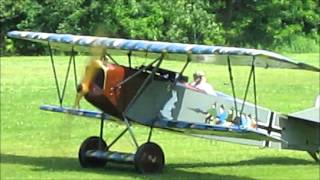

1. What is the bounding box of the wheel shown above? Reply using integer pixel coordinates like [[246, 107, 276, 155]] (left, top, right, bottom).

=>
[[78, 136, 107, 168], [134, 142, 165, 173]]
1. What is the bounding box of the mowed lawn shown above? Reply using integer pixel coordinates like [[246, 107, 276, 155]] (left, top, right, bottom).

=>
[[1, 54, 319, 180]]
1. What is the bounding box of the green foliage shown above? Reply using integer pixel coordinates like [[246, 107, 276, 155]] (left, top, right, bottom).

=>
[[160, 1, 224, 44], [215, 0, 320, 50], [1, 0, 319, 55], [276, 35, 320, 53]]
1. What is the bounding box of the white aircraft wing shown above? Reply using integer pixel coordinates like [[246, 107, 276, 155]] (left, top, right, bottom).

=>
[[7, 30, 320, 72]]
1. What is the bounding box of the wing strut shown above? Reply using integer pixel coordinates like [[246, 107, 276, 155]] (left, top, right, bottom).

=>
[[123, 54, 165, 143], [48, 43, 78, 107], [176, 54, 192, 83], [237, 56, 259, 124], [128, 51, 132, 68], [239, 62, 254, 114], [105, 53, 119, 65], [227, 55, 239, 116], [48, 42, 61, 105], [227, 55, 260, 124], [124, 54, 164, 116], [115, 55, 163, 88], [252, 56, 259, 123], [72, 50, 78, 90], [239, 57, 257, 113]]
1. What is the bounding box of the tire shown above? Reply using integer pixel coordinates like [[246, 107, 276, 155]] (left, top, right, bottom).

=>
[[134, 142, 165, 173], [78, 136, 107, 168]]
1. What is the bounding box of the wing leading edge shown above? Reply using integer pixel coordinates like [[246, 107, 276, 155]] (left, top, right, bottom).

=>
[[7, 30, 320, 72]]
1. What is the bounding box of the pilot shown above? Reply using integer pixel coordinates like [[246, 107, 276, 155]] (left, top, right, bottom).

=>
[[190, 71, 216, 96]]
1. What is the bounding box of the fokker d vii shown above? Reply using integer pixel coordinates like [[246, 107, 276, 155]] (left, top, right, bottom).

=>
[[7, 31, 320, 173]]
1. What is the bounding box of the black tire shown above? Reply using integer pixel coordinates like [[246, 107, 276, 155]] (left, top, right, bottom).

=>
[[78, 136, 107, 168], [134, 142, 165, 173]]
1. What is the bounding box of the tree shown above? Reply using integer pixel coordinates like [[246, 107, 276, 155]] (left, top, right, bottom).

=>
[[1, 0, 319, 55]]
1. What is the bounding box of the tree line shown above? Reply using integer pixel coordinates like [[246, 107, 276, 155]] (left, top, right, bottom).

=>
[[1, 0, 319, 55]]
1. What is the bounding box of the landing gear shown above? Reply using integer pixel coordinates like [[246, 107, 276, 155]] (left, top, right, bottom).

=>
[[78, 136, 107, 168], [78, 112, 165, 173], [134, 142, 165, 173]]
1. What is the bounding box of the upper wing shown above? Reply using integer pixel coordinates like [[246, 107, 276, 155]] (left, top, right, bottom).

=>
[[7, 31, 320, 72]]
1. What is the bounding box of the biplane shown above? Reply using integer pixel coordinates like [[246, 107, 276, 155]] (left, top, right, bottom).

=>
[[7, 31, 320, 173]]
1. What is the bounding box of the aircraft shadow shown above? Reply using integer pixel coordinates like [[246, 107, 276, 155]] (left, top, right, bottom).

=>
[[167, 156, 316, 169], [1, 153, 258, 180]]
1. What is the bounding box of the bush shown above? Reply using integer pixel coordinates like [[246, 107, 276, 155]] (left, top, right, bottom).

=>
[[275, 35, 319, 53]]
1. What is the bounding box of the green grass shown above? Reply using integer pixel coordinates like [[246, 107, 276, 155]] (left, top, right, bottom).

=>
[[1, 54, 319, 180]]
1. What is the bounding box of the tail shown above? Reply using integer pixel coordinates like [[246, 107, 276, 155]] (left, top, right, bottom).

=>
[[281, 106, 320, 162]]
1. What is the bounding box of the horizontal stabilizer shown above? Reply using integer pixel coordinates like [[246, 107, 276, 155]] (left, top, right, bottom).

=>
[[289, 107, 320, 123]]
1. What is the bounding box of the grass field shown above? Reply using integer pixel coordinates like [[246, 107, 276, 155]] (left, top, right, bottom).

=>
[[1, 54, 319, 180]]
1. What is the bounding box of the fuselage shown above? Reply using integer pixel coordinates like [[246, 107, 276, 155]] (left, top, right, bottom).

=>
[[85, 63, 147, 118], [83, 63, 282, 144]]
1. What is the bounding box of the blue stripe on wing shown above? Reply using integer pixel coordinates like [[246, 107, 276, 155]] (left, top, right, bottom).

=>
[[165, 43, 190, 53], [190, 45, 214, 54], [120, 40, 143, 50], [60, 35, 75, 43], [40, 105, 110, 119], [48, 34, 63, 42], [7, 31, 320, 72]]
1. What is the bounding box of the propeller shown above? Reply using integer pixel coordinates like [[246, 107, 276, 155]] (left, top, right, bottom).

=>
[[73, 58, 108, 108], [73, 25, 109, 109]]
